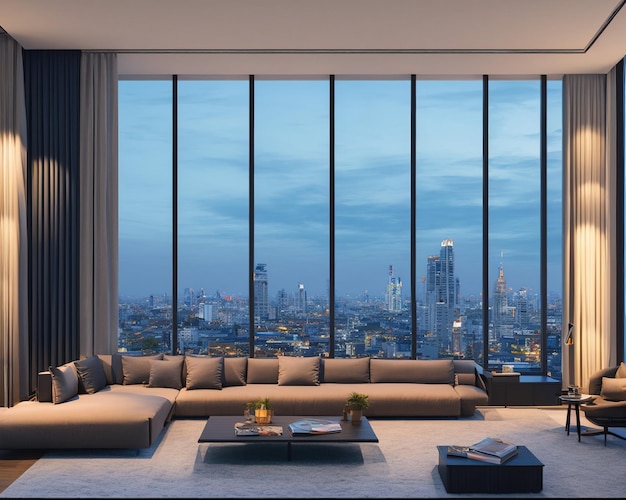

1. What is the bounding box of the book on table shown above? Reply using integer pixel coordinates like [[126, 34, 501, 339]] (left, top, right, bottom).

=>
[[288, 419, 342, 435], [447, 437, 518, 464], [234, 422, 283, 436]]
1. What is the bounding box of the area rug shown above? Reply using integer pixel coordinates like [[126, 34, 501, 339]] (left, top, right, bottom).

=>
[[2, 407, 624, 498]]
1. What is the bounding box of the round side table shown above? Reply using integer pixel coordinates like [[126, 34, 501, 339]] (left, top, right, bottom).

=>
[[559, 394, 595, 441]]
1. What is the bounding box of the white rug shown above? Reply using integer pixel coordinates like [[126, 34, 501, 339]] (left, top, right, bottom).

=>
[[2, 407, 624, 498]]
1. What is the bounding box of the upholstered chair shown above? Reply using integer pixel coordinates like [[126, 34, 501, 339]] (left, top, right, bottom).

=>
[[581, 364, 626, 445]]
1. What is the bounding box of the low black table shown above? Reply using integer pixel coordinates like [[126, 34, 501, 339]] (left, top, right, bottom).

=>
[[437, 445, 544, 493], [198, 415, 379, 460]]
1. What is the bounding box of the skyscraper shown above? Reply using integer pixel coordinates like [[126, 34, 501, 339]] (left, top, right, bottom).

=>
[[425, 239, 458, 351], [253, 263, 269, 323], [386, 265, 402, 312]]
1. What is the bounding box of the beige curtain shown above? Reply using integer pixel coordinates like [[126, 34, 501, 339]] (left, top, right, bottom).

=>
[[0, 34, 29, 405], [79, 52, 119, 356], [563, 71, 618, 392]]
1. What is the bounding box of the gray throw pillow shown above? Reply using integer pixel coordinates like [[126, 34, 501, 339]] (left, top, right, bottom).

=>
[[74, 356, 108, 394], [121, 354, 163, 385], [148, 358, 184, 389], [184, 356, 223, 390], [49, 364, 79, 404], [601, 376, 626, 401], [223, 357, 247, 387], [278, 356, 320, 386]]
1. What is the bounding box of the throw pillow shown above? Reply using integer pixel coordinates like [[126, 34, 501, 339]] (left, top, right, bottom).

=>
[[455, 373, 476, 386], [148, 358, 184, 389], [184, 356, 224, 390], [49, 363, 79, 404], [121, 354, 163, 385], [278, 356, 320, 386], [601, 376, 626, 401], [246, 358, 279, 384], [223, 357, 247, 387], [616, 362, 626, 378], [370, 359, 455, 384], [74, 356, 108, 394], [321, 358, 370, 383]]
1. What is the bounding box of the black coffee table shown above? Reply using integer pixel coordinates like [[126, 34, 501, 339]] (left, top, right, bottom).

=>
[[198, 415, 379, 460]]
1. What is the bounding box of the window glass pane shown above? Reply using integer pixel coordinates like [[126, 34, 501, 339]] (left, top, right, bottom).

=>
[[335, 80, 411, 358], [118, 80, 173, 354], [547, 79, 563, 381], [488, 80, 542, 373], [416, 80, 483, 361], [178, 80, 249, 356], [254, 80, 330, 356]]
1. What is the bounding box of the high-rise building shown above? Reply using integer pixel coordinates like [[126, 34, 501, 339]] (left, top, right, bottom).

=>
[[386, 265, 402, 312], [253, 263, 269, 323], [492, 262, 508, 341], [297, 283, 307, 314], [425, 239, 458, 352]]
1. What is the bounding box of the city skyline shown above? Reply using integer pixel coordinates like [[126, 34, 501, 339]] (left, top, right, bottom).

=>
[[118, 79, 563, 300]]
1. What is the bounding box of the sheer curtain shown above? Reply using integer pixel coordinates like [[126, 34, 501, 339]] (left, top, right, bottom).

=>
[[0, 34, 29, 405], [79, 53, 118, 356], [563, 72, 618, 391]]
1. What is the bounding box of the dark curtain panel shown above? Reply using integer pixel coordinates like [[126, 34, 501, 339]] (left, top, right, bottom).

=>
[[23, 50, 81, 394]]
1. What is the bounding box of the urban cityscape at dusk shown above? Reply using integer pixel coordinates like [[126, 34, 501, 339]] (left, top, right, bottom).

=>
[[119, 239, 563, 381]]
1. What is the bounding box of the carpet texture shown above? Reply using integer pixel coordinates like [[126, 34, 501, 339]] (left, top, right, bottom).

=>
[[2, 407, 624, 498]]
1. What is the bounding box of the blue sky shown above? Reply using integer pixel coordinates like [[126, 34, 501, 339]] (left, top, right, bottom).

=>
[[118, 78, 563, 301]]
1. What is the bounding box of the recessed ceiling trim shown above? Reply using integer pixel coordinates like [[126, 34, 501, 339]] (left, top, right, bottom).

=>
[[584, 0, 626, 51], [90, 48, 589, 55]]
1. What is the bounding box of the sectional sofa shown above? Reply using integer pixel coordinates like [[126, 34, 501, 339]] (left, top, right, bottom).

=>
[[0, 354, 488, 449]]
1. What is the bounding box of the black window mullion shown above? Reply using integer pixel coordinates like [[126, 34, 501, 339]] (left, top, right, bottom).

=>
[[482, 75, 489, 370], [249, 75, 255, 357], [411, 75, 417, 359], [172, 75, 178, 355], [329, 75, 335, 357], [540, 75, 548, 374]]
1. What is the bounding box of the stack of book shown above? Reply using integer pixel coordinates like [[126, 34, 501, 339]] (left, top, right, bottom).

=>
[[447, 437, 518, 464], [288, 419, 342, 435]]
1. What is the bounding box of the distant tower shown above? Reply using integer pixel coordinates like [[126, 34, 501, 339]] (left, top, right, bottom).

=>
[[492, 261, 508, 339], [297, 283, 307, 313], [425, 239, 458, 351], [253, 263, 269, 323], [386, 265, 402, 312]]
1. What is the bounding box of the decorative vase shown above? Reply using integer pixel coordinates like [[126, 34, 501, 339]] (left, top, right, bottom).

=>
[[349, 408, 363, 424], [255, 408, 273, 424]]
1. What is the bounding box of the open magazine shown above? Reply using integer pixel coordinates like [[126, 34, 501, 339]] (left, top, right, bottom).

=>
[[447, 438, 518, 464], [288, 419, 342, 435], [234, 422, 283, 436]]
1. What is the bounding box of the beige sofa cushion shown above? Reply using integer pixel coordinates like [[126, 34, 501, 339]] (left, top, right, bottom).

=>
[[370, 359, 455, 384], [247, 358, 279, 384], [322, 358, 370, 383]]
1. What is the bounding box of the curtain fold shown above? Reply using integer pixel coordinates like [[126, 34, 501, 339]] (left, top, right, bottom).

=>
[[0, 34, 29, 405], [563, 73, 617, 391], [79, 53, 118, 356], [23, 50, 81, 395]]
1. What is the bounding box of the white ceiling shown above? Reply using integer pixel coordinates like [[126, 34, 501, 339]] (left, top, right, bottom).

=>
[[2, 0, 626, 77]]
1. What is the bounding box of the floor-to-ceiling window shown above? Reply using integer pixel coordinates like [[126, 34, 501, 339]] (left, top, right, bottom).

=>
[[117, 75, 563, 379], [335, 79, 411, 358], [178, 80, 250, 357], [118, 80, 173, 354], [416, 80, 483, 362], [253, 80, 330, 357]]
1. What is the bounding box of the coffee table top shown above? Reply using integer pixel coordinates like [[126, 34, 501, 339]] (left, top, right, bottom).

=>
[[198, 415, 379, 444]]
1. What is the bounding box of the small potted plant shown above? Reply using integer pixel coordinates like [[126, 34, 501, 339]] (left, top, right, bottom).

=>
[[253, 397, 273, 424], [346, 392, 369, 424]]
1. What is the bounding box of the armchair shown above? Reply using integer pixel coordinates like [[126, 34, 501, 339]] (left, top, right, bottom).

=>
[[580, 365, 626, 445]]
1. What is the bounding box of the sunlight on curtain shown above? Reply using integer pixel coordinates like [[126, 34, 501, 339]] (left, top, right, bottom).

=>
[[563, 73, 617, 391], [0, 34, 29, 405]]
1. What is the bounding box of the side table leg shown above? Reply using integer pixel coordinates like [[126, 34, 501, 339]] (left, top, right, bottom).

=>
[[575, 403, 582, 442], [565, 403, 571, 435]]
